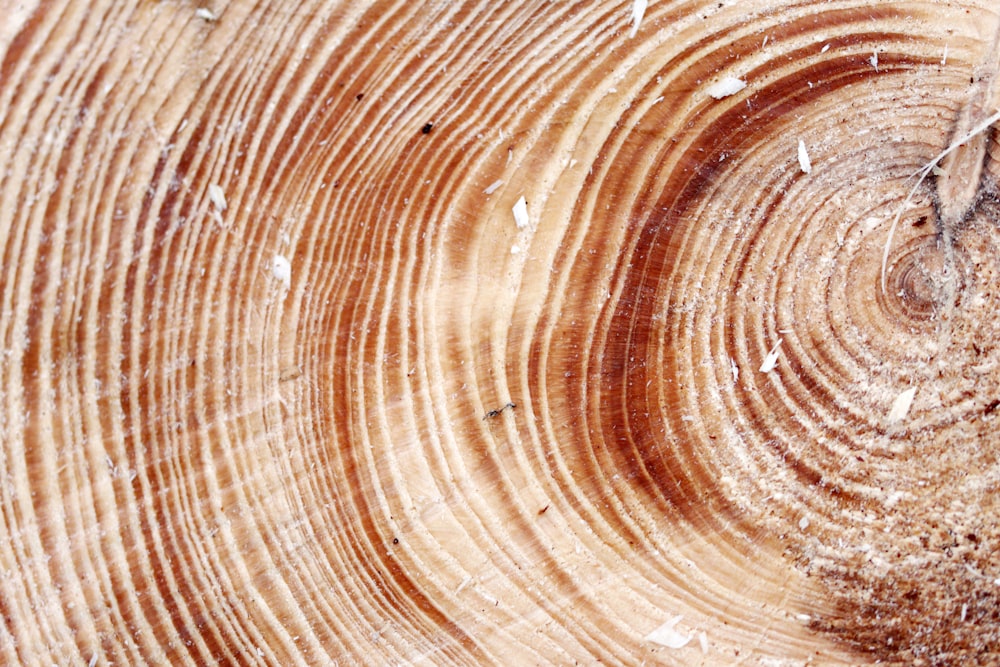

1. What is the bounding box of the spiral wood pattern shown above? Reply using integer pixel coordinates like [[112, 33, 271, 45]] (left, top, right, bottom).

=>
[[2, 0, 1000, 664]]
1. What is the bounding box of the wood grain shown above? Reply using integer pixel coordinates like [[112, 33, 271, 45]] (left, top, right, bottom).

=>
[[2, 0, 999, 664]]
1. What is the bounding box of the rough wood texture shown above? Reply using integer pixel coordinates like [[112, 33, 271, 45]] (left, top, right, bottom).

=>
[[2, 0, 999, 664]]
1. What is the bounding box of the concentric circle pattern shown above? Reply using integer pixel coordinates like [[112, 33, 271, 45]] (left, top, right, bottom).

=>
[[2, 0, 1000, 664]]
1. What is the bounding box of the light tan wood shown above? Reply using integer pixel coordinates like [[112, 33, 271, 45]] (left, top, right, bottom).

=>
[[2, 0, 999, 664]]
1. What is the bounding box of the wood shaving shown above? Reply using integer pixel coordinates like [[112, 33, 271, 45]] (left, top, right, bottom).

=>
[[512, 196, 529, 229], [629, 0, 647, 38], [645, 615, 691, 649], [208, 183, 227, 211], [707, 77, 746, 99], [195, 7, 216, 21], [483, 179, 503, 195], [888, 387, 916, 423], [759, 339, 782, 373], [798, 139, 812, 174], [272, 255, 292, 290]]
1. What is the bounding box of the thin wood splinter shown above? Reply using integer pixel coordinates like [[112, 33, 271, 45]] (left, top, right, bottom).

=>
[[880, 107, 1000, 295], [881, 27, 1000, 296]]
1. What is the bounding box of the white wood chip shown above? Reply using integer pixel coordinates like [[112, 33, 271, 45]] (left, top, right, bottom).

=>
[[707, 77, 746, 99], [698, 631, 708, 654], [512, 196, 529, 229], [888, 387, 916, 423], [483, 179, 503, 195], [869, 51, 879, 71], [272, 255, 292, 290], [629, 0, 647, 38], [195, 7, 216, 21], [799, 516, 810, 530], [730, 357, 739, 383], [961, 603, 968, 621], [645, 615, 691, 649], [208, 183, 226, 211], [759, 339, 782, 373], [797, 139, 812, 174]]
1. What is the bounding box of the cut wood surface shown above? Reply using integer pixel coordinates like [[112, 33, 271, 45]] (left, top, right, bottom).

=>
[[2, 0, 999, 664]]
